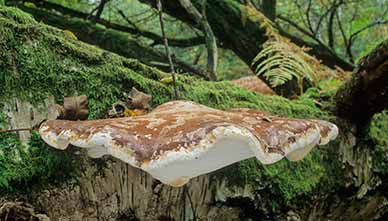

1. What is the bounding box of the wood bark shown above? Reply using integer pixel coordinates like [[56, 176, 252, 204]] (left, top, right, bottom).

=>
[[335, 40, 388, 126]]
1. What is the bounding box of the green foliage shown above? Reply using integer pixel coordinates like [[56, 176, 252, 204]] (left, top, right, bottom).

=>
[[0, 131, 74, 192], [369, 110, 388, 174], [222, 148, 327, 203], [252, 40, 315, 93]]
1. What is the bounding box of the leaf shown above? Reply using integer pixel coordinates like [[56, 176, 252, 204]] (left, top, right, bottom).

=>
[[252, 40, 316, 92]]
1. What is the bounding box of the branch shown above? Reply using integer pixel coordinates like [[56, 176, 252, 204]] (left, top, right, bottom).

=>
[[157, 0, 179, 98], [91, 0, 110, 20], [346, 19, 388, 63], [314, 0, 343, 36], [277, 15, 316, 40], [261, 0, 276, 21], [327, 1, 338, 50], [348, 20, 388, 44], [276, 15, 354, 70], [0, 127, 32, 134], [18, 0, 204, 49], [138, 0, 354, 72], [335, 39, 388, 126], [335, 10, 351, 60], [178, 0, 218, 80], [117, 9, 205, 48], [12, 1, 209, 79], [305, 0, 315, 34], [278, 28, 354, 71]]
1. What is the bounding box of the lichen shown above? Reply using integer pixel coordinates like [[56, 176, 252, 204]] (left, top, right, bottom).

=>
[[0, 6, 335, 201]]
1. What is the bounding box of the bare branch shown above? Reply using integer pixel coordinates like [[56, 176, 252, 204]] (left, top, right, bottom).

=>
[[327, 1, 338, 49], [261, 0, 276, 21], [335, 10, 351, 59], [178, 0, 218, 80], [346, 19, 388, 63], [276, 15, 316, 40], [305, 0, 315, 34], [89, 0, 110, 21], [157, 0, 179, 99], [349, 20, 388, 43]]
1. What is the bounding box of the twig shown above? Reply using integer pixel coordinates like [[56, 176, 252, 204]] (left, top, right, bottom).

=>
[[346, 19, 388, 63], [88, 0, 110, 21], [0, 127, 32, 134], [117, 9, 140, 30], [157, 0, 179, 99], [178, 0, 218, 81]]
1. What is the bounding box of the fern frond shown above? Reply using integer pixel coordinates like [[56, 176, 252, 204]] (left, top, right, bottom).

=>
[[252, 40, 317, 92]]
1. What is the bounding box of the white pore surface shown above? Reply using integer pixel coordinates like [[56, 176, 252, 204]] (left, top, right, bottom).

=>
[[146, 134, 256, 186], [143, 126, 286, 186]]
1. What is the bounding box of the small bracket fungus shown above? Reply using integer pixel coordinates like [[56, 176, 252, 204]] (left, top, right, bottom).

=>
[[39, 101, 338, 187]]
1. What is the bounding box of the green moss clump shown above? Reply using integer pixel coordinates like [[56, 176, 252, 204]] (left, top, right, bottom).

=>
[[369, 110, 388, 174], [0, 131, 74, 193], [0, 6, 334, 201], [0, 6, 36, 24]]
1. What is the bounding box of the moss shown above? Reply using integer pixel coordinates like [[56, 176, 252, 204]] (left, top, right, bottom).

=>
[[0, 129, 74, 193], [369, 110, 388, 174], [0, 6, 36, 24], [0, 6, 334, 201]]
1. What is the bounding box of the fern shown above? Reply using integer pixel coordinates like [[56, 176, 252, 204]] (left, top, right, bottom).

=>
[[252, 40, 317, 93]]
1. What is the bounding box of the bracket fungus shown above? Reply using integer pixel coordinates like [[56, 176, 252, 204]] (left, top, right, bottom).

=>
[[39, 101, 338, 187]]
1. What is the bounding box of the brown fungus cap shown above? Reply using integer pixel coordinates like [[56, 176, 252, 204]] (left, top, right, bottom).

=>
[[39, 100, 338, 187]]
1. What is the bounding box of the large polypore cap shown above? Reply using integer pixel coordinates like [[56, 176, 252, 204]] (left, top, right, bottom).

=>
[[39, 100, 338, 187]]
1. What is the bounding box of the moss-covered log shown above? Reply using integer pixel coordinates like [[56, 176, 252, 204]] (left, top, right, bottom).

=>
[[335, 40, 388, 127], [9, 1, 207, 79], [0, 6, 388, 220]]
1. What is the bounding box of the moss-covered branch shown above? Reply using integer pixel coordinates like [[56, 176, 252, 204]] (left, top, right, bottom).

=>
[[9, 1, 208, 78], [335, 39, 388, 126]]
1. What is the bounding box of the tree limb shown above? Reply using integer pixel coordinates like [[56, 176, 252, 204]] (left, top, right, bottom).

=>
[[335, 10, 351, 60], [91, 0, 110, 20], [261, 0, 276, 21], [117, 9, 205, 47], [276, 16, 354, 70], [11, 2, 209, 79], [346, 20, 388, 63], [335, 39, 388, 126], [156, 0, 179, 98], [327, 0, 338, 50], [178, 0, 218, 80], [16, 0, 205, 49]]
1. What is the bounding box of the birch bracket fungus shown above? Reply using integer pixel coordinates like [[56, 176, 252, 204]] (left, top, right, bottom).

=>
[[39, 101, 338, 187]]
